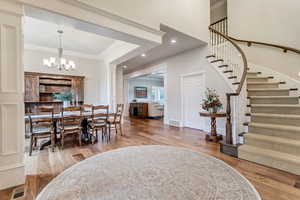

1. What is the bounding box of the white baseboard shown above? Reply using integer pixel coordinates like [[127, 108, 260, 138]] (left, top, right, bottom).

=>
[[0, 164, 25, 190]]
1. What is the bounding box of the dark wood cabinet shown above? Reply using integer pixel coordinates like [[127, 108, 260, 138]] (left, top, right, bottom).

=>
[[24, 74, 39, 102], [129, 103, 148, 118], [24, 72, 85, 114]]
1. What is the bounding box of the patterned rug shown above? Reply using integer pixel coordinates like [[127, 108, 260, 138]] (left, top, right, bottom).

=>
[[37, 145, 261, 200]]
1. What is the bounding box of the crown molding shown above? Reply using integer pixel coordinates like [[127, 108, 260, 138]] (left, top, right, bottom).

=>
[[60, 0, 165, 38]]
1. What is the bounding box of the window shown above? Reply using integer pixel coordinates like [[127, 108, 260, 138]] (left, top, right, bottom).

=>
[[151, 86, 164, 103]]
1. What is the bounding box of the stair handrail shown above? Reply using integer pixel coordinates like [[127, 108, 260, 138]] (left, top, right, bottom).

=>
[[212, 17, 300, 55], [209, 18, 248, 145], [229, 37, 300, 55], [209, 27, 248, 95]]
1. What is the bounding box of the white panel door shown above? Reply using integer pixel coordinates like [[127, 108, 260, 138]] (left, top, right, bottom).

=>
[[182, 73, 205, 130], [0, 1, 25, 190]]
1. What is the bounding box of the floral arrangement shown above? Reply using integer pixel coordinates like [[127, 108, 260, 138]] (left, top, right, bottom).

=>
[[202, 88, 223, 113]]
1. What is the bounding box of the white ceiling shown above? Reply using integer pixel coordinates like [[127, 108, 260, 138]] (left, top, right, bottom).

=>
[[24, 17, 116, 56], [120, 25, 206, 74]]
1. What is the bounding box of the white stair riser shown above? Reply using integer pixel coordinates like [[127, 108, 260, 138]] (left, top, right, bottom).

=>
[[245, 136, 300, 156], [248, 90, 289, 96], [247, 78, 270, 83], [249, 126, 300, 140], [239, 149, 300, 175], [251, 106, 300, 114], [249, 98, 299, 104], [247, 83, 279, 89], [251, 116, 300, 126]]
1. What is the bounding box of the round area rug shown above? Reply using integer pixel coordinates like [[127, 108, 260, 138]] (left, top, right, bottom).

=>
[[37, 145, 261, 200]]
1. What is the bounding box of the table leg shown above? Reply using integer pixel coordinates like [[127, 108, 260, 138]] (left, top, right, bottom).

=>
[[205, 117, 222, 142]]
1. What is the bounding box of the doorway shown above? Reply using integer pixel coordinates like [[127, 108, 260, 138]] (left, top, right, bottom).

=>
[[181, 72, 205, 130]]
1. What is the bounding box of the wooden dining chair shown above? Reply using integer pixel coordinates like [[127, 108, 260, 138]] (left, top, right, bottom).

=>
[[28, 106, 54, 156], [91, 105, 109, 143], [108, 104, 124, 137], [60, 106, 82, 149], [81, 104, 93, 114]]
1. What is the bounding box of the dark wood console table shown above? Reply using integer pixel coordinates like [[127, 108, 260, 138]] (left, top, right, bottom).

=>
[[199, 112, 226, 142]]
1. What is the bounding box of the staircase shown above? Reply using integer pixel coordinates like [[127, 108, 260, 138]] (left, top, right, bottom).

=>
[[239, 71, 300, 175], [209, 17, 300, 175]]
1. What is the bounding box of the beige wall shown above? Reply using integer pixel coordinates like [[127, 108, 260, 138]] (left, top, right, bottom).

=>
[[228, 0, 300, 81], [78, 0, 210, 42]]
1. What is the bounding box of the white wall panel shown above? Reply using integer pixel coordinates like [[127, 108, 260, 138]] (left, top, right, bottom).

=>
[[0, 0, 25, 190]]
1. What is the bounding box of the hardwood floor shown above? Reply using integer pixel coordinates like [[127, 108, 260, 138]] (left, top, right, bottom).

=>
[[1, 118, 300, 200]]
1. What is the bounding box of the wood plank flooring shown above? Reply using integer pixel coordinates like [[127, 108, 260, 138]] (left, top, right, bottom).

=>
[[1, 118, 300, 200]]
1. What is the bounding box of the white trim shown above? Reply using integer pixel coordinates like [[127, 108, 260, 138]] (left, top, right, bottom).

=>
[[18, 0, 164, 44], [0, 164, 25, 190], [180, 71, 205, 128], [60, 0, 165, 37]]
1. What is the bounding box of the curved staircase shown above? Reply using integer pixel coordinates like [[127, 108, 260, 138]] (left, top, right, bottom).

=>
[[208, 17, 300, 175], [239, 71, 300, 175]]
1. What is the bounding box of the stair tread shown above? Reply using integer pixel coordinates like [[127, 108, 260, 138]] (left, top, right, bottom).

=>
[[247, 76, 272, 79], [247, 82, 281, 84], [248, 96, 298, 99], [247, 112, 300, 119], [246, 133, 300, 146], [251, 104, 300, 107], [247, 72, 261, 74], [247, 122, 300, 132], [248, 88, 290, 91], [239, 145, 300, 164]]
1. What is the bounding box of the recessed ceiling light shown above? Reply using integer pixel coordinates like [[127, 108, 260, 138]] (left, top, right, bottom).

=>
[[141, 53, 146, 57], [171, 39, 177, 44], [123, 65, 128, 69]]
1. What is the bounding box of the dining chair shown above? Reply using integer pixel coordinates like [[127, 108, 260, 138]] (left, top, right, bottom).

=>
[[28, 106, 54, 156], [108, 104, 124, 137], [91, 105, 109, 143], [60, 106, 82, 149], [81, 104, 93, 115]]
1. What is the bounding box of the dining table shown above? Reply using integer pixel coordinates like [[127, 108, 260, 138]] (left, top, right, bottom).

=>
[[24, 111, 115, 150]]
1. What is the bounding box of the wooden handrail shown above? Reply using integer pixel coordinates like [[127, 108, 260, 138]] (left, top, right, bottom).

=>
[[210, 17, 300, 148], [209, 18, 248, 145], [210, 17, 228, 26], [229, 37, 300, 55], [208, 27, 248, 95], [211, 17, 300, 55]]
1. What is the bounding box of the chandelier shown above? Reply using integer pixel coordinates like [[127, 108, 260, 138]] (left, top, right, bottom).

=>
[[43, 30, 76, 71]]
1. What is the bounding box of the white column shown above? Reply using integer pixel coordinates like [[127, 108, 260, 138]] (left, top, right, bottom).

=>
[[116, 66, 124, 104], [123, 78, 129, 117], [0, 0, 25, 189], [108, 64, 117, 112]]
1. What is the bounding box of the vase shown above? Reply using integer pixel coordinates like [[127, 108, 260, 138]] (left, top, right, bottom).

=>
[[208, 107, 218, 114], [63, 101, 70, 108]]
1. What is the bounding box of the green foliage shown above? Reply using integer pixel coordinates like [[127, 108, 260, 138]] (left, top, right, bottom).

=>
[[53, 91, 74, 101]]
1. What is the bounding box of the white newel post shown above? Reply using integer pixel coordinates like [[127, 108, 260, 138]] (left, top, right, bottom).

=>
[[0, 0, 25, 189]]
